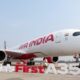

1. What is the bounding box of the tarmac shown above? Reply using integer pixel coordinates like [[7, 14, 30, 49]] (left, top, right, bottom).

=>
[[0, 72, 80, 80]]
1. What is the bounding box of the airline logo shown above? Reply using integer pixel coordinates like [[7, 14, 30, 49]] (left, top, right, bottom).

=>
[[19, 34, 54, 49]]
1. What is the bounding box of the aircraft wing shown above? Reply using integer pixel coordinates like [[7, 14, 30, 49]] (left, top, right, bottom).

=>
[[0, 49, 46, 61]]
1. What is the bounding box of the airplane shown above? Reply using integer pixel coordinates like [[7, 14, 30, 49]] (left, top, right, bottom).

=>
[[0, 29, 80, 65]]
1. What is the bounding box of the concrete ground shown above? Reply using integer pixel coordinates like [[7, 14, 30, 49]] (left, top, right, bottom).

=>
[[0, 72, 80, 80]]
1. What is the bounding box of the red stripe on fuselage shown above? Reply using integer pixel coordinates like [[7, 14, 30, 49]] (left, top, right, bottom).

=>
[[16, 53, 37, 59]]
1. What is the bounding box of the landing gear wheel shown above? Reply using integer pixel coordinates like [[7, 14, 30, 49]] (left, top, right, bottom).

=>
[[27, 59, 35, 65], [3, 61, 11, 66], [3, 56, 11, 66]]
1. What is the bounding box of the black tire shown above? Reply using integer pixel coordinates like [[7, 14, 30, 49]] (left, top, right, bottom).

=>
[[53, 57, 58, 62], [27, 61, 35, 65], [3, 61, 11, 66]]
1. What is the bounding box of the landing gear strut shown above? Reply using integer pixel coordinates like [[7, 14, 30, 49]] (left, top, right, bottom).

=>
[[3, 57, 11, 66], [74, 53, 79, 62]]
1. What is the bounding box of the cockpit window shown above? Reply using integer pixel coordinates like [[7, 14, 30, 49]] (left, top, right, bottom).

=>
[[73, 32, 80, 36]]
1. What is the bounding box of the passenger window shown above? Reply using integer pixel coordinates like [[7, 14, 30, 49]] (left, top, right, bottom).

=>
[[73, 32, 80, 36]]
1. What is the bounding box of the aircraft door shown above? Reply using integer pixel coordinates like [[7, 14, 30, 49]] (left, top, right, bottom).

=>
[[55, 32, 69, 43], [64, 33, 69, 41], [55, 33, 62, 43]]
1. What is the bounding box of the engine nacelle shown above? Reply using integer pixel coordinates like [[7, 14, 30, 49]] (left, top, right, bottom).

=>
[[52, 57, 58, 62], [0, 51, 7, 61], [43, 57, 58, 63]]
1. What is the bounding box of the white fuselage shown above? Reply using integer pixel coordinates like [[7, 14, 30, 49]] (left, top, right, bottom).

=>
[[18, 29, 80, 58]]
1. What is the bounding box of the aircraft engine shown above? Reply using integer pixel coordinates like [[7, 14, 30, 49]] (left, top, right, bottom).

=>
[[53, 57, 58, 62], [0, 51, 7, 61], [43, 57, 58, 63]]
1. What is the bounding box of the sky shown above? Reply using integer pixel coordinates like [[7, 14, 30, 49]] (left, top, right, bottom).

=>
[[0, 0, 80, 49]]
